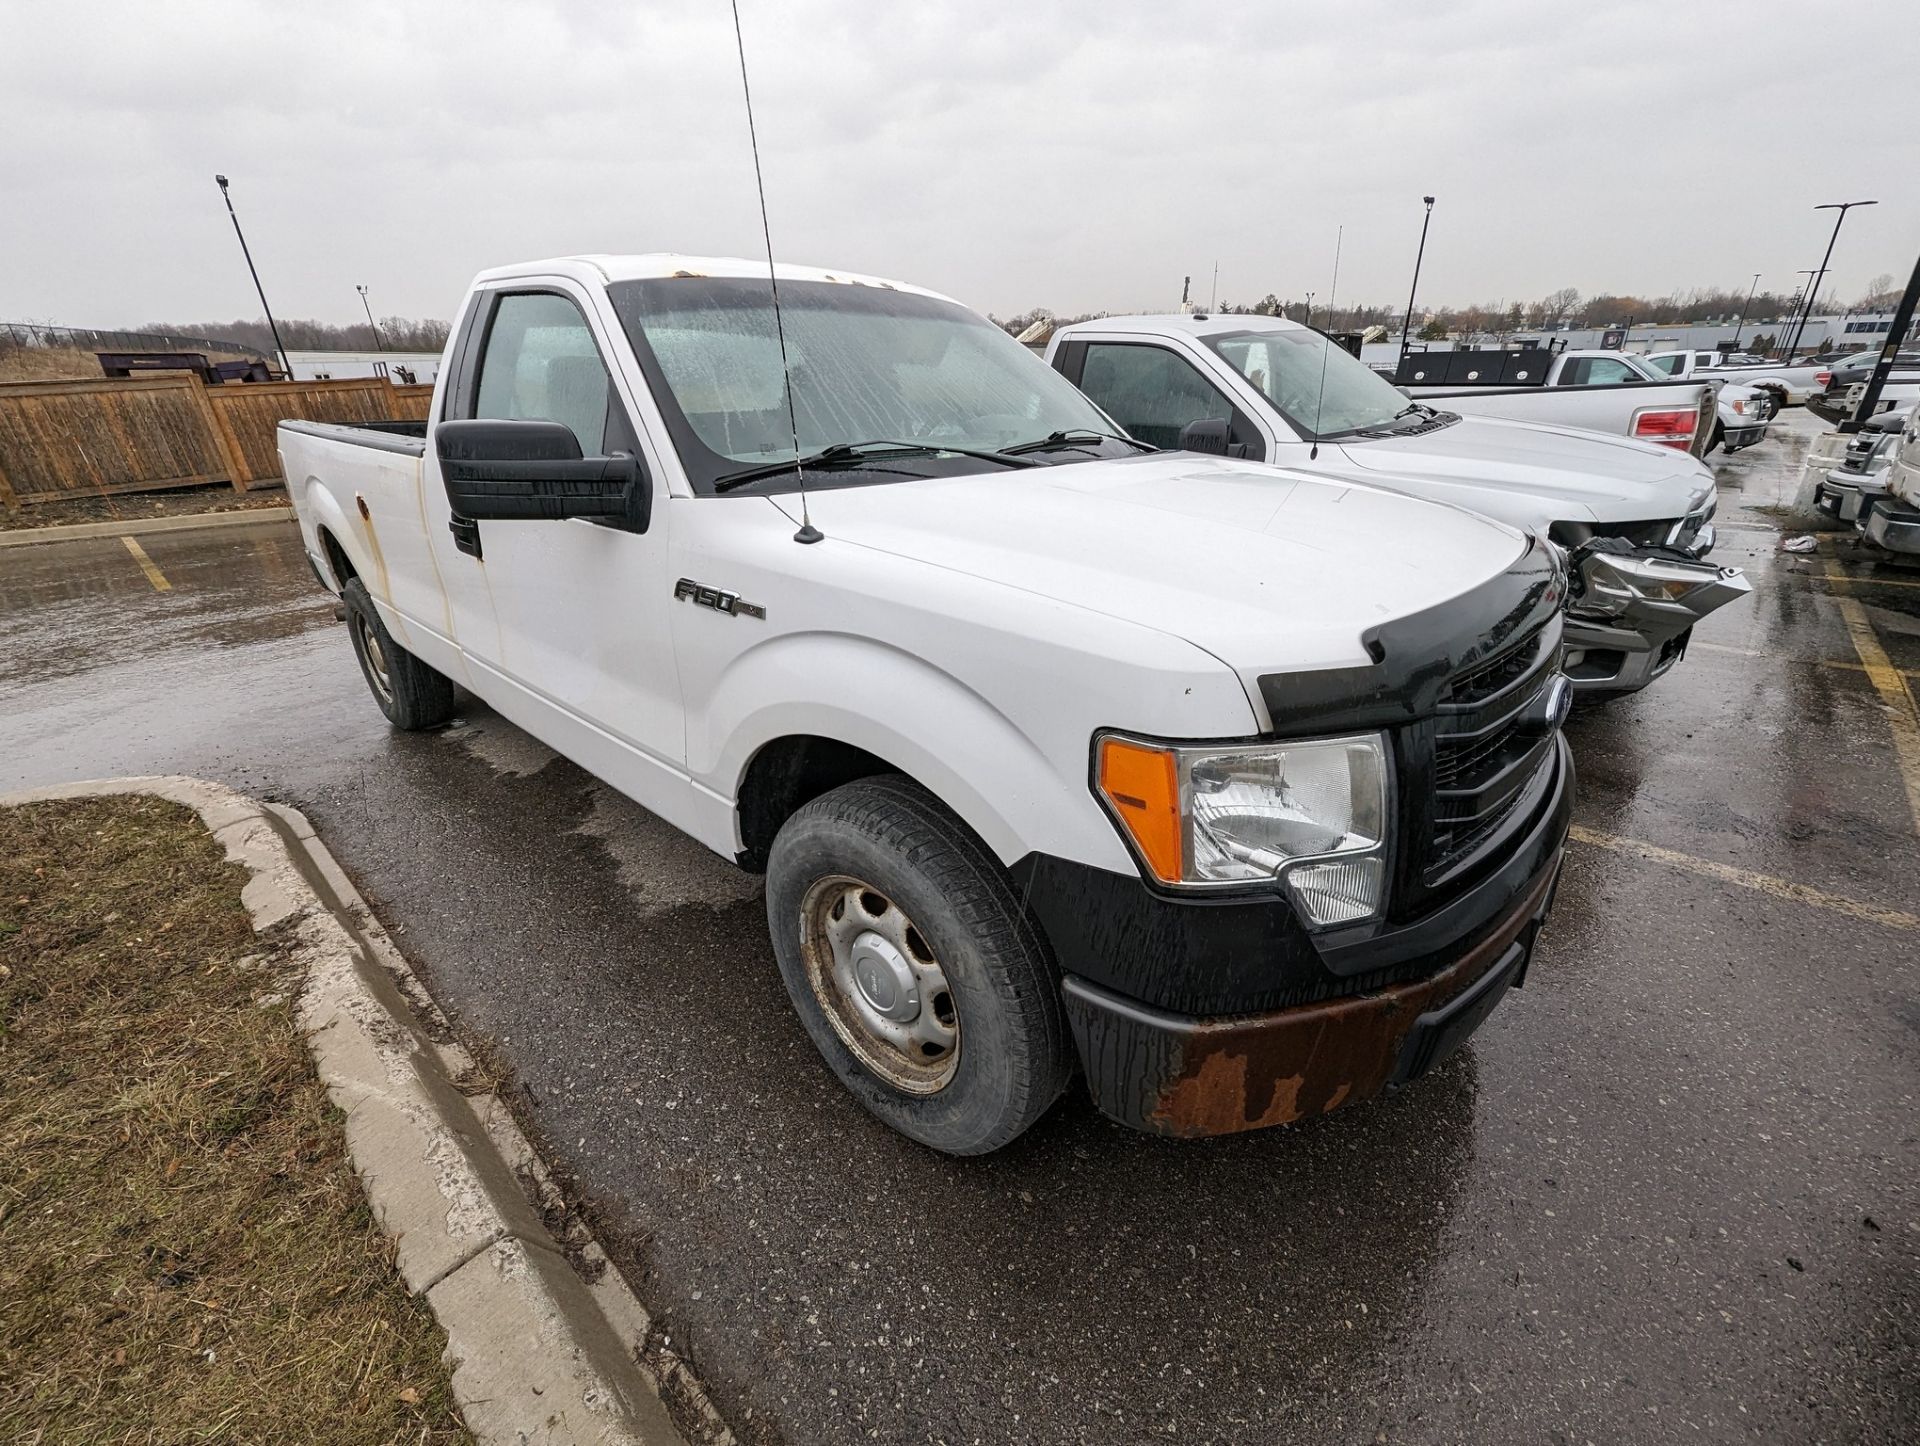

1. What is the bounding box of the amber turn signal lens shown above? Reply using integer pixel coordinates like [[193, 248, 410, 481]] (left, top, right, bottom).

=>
[[1096, 737, 1182, 883]]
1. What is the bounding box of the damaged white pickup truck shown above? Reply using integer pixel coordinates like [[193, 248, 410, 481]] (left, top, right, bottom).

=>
[[1048, 314, 1750, 697], [279, 254, 1573, 1155]]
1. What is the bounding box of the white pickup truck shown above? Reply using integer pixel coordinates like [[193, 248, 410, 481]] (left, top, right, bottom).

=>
[[279, 254, 1574, 1155], [1047, 315, 1748, 697], [1384, 345, 1718, 455], [1636, 349, 1827, 409]]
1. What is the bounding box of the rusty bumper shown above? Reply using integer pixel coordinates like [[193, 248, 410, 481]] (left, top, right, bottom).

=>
[[1060, 853, 1562, 1138]]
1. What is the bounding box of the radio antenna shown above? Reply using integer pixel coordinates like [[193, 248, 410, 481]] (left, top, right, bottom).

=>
[[729, 0, 820, 543], [1308, 224, 1343, 462]]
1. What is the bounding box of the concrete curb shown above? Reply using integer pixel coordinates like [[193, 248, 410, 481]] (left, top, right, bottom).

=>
[[0, 776, 729, 1446], [0, 506, 295, 548]]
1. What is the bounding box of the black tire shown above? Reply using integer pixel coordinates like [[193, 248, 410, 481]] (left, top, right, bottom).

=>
[[341, 578, 457, 731], [765, 775, 1072, 1155]]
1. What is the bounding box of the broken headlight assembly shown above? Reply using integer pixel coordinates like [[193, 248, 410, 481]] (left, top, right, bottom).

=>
[[1094, 732, 1389, 927], [1564, 537, 1752, 626]]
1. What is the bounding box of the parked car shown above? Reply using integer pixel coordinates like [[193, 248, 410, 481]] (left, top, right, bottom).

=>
[[1804, 348, 1920, 420], [279, 254, 1574, 1155], [1868, 406, 1920, 555], [1634, 349, 1828, 410], [1815, 405, 1920, 556], [1835, 375, 1920, 422], [1046, 315, 1748, 697], [1384, 345, 1717, 455], [1813, 408, 1913, 526], [1633, 352, 1774, 452]]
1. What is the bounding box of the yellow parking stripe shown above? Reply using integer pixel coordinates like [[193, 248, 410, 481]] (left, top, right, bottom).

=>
[[1568, 825, 1919, 931], [1824, 559, 1920, 835], [122, 536, 171, 592], [1690, 639, 1920, 680]]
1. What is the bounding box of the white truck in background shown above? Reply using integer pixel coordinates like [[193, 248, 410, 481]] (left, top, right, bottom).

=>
[[1384, 345, 1719, 454], [1047, 314, 1749, 697], [277, 253, 1574, 1156], [1635, 348, 1827, 409]]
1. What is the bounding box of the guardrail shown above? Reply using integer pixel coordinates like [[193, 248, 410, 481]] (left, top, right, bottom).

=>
[[0, 376, 433, 508]]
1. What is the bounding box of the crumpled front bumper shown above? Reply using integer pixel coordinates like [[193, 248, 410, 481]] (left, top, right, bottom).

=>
[[1561, 549, 1752, 695]]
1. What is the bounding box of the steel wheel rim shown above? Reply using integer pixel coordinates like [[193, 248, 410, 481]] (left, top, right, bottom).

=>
[[798, 874, 960, 1095], [354, 613, 393, 705]]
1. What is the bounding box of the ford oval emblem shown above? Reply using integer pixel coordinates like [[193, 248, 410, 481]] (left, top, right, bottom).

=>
[[1521, 675, 1573, 736]]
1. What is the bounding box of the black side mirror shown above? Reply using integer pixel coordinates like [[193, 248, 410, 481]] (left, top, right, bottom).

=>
[[1177, 417, 1246, 458], [436, 419, 651, 556]]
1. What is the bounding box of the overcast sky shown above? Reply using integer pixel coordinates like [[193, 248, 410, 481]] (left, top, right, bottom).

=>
[[3, 0, 1913, 330]]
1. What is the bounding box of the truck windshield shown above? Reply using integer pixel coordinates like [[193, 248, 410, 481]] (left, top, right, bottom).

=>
[[607, 277, 1122, 493], [1205, 329, 1413, 438], [1642, 354, 1684, 376]]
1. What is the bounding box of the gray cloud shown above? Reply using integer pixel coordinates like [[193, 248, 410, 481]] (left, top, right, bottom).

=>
[[2, 0, 1913, 328]]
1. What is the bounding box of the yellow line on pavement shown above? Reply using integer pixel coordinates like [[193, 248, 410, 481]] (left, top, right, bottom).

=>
[[121, 536, 171, 591], [1568, 825, 1919, 931], [1824, 559, 1920, 835], [1690, 639, 1920, 680]]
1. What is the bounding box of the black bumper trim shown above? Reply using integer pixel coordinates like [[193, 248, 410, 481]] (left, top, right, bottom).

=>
[[1011, 736, 1573, 1018]]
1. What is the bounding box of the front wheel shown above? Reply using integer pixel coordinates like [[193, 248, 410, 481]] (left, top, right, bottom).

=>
[[765, 776, 1071, 1154]]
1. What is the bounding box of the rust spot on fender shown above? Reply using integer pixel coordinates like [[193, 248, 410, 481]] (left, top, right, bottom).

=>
[[1145, 865, 1556, 1137]]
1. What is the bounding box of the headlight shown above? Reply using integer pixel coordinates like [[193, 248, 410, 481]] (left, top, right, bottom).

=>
[[1094, 732, 1389, 926]]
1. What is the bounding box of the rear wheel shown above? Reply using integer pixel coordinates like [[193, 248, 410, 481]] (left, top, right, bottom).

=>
[[765, 775, 1071, 1155], [342, 578, 456, 730]]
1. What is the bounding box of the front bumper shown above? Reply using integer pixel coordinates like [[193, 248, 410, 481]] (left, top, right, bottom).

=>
[[1863, 499, 1920, 555], [1045, 736, 1571, 1138], [1721, 421, 1769, 450], [1560, 552, 1751, 695], [1815, 470, 1890, 525]]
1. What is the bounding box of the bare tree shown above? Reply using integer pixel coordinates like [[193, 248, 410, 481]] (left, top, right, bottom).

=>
[[1540, 287, 1581, 328], [1859, 273, 1900, 310]]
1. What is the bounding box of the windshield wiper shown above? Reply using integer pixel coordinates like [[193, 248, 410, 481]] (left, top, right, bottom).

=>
[[999, 429, 1156, 457], [713, 439, 1040, 493]]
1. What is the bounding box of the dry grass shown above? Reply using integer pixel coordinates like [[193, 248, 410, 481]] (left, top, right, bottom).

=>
[[0, 797, 469, 1444], [0, 484, 288, 532]]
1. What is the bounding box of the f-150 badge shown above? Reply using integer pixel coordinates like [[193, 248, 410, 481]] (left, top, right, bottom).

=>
[[675, 578, 766, 619]]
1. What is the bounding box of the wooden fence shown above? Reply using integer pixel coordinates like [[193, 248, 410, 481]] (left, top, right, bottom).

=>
[[0, 375, 434, 508]]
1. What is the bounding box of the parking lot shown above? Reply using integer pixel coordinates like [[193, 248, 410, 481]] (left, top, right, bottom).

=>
[[2, 409, 1915, 1444]]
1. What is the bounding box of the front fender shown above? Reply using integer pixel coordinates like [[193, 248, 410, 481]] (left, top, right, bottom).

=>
[[693, 630, 1137, 874]]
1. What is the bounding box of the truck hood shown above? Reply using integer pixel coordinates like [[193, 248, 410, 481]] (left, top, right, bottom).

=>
[[792, 453, 1527, 674], [1331, 413, 1713, 528]]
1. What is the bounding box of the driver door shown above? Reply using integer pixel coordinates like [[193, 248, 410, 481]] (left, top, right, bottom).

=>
[[427, 283, 691, 818]]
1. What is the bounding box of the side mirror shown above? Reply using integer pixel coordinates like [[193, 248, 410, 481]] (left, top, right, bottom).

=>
[[1177, 417, 1246, 458], [435, 420, 651, 553]]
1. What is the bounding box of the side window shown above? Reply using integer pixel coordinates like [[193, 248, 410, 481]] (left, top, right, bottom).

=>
[[471, 292, 618, 455], [1077, 343, 1240, 451], [1644, 354, 1682, 376], [1565, 356, 1639, 386]]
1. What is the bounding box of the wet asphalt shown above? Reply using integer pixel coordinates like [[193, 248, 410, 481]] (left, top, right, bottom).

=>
[[2, 409, 1915, 1445]]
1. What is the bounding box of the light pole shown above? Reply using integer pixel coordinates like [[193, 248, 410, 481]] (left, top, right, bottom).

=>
[[1398, 196, 1436, 369], [1303, 291, 1314, 327], [213, 175, 290, 379], [356, 285, 385, 350], [1730, 272, 1762, 349], [1778, 268, 1820, 361], [1787, 199, 1877, 359]]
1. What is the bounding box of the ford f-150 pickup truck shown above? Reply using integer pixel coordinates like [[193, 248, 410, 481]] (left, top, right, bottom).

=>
[[1382, 345, 1718, 454], [279, 254, 1573, 1155], [1047, 314, 1748, 697], [1635, 349, 1827, 409]]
